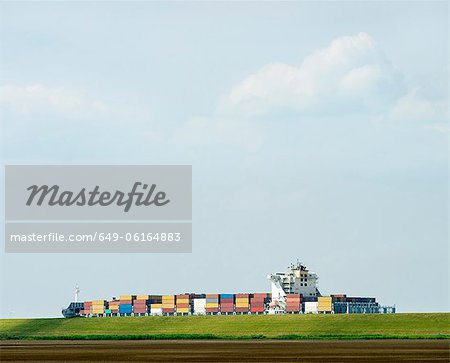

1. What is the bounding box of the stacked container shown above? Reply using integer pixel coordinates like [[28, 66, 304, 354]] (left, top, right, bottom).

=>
[[82, 301, 92, 316], [220, 294, 234, 314], [162, 295, 175, 314], [206, 294, 219, 314], [235, 294, 249, 313], [250, 293, 267, 313], [318, 296, 332, 313], [109, 300, 120, 315], [176, 294, 190, 315], [133, 295, 148, 315], [91, 300, 106, 315], [286, 293, 302, 313], [148, 295, 162, 315], [193, 297, 207, 315], [119, 295, 133, 315]]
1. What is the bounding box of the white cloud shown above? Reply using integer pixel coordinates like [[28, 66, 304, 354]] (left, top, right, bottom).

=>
[[0, 84, 109, 119], [219, 32, 404, 117], [389, 87, 444, 122], [176, 32, 446, 150]]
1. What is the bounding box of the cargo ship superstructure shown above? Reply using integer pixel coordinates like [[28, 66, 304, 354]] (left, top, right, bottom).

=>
[[267, 261, 321, 313], [62, 261, 395, 317]]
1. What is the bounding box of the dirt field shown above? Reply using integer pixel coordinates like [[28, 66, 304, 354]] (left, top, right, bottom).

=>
[[1, 340, 449, 362]]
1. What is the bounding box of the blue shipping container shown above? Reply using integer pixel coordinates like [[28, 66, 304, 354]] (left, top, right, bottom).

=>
[[119, 304, 132, 313], [220, 294, 234, 299]]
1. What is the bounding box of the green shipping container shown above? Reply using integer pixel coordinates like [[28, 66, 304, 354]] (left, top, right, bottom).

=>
[[104, 309, 112, 314]]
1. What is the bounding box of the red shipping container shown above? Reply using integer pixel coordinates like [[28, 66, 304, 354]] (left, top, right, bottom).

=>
[[250, 307, 265, 313], [206, 294, 219, 299], [119, 300, 132, 305], [220, 298, 234, 303], [176, 303, 190, 308], [252, 293, 268, 298], [162, 308, 175, 313], [206, 307, 219, 313], [133, 308, 147, 313], [220, 306, 234, 312], [176, 294, 189, 298], [235, 308, 249, 313], [235, 294, 249, 298]]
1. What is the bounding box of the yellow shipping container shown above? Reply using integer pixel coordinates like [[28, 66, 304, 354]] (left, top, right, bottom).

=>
[[205, 303, 219, 307], [318, 297, 332, 303], [92, 300, 105, 305], [177, 308, 189, 313], [162, 296, 175, 300], [235, 299, 249, 303], [318, 301, 332, 306], [151, 304, 162, 308], [136, 295, 149, 300], [120, 295, 132, 300], [235, 304, 249, 307]]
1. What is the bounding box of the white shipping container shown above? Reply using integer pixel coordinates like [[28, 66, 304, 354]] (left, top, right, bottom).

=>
[[150, 308, 163, 315], [304, 302, 318, 314], [193, 298, 207, 315]]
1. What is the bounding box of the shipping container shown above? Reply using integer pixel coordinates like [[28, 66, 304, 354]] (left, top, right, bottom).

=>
[[193, 298, 206, 315], [220, 294, 234, 299], [150, 307, 163, 315], [304, 301, 318, 314]]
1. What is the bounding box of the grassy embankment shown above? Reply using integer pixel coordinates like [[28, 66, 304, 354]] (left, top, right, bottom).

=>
[[1, 313, 449, 340]]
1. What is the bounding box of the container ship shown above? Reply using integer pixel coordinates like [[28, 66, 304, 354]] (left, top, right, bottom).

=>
[[62, 261, 395, 318]]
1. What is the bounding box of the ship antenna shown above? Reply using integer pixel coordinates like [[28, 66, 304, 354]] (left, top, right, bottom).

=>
[[75, 285, 80, 302]]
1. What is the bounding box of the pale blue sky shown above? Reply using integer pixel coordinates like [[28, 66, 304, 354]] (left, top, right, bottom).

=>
[[0, 1, 448, 317]]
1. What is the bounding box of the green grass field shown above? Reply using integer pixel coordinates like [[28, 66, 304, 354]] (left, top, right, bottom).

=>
[[1, 313, 449, 340]]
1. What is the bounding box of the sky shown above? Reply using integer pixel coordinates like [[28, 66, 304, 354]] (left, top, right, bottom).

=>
[[0, 1, 448, 317]]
